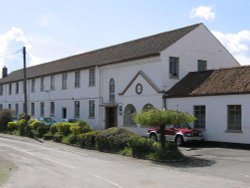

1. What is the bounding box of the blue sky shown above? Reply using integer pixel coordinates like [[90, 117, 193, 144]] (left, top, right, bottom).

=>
[[0, 0, 250, 74]]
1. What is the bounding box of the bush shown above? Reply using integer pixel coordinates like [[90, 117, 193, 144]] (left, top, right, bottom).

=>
[[128, 136, 156, 159], [30, 120, 46, 130], [43, 132, 54, 140], [77, 120, 93, 133], [53, 132, 64, 142], [54, 122, 71, 135], [78, 131, 100, 149], [0, 109, 13, 131], [69, 124, 82, 135], [18, 119, 26, 136], [18, 113, 31, 121], [7, 122, 18, 132], [62, 134, 78, 145], [50, 124, 57, 134], [95, 128, 136, 153]]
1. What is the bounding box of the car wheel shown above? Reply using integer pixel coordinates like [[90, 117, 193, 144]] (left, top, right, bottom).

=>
[[150, 133, 157, 141], [175, 135, 184, 146]]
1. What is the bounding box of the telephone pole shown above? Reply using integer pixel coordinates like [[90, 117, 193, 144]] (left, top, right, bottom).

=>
[[23, 46, 28, 121]]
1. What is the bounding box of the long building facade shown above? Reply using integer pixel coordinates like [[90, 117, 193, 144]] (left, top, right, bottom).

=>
[[0, 23, 241, 139]]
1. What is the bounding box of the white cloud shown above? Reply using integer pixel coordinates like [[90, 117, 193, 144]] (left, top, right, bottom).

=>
[[212, 30, 250, 65], [0, 27, 47, 76], [190, 5, 215, 21]]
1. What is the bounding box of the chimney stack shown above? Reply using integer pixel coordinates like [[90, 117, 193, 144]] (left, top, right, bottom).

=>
[[2, 66, 8, 78]]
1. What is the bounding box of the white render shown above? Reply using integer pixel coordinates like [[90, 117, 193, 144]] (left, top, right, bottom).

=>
[[166, 95, 250, 144], [0, 23, 243, 142]]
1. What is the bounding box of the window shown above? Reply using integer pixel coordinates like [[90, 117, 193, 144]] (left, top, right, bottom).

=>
[[40, 102, 45, 117], [62, 73, 67, 89], [88, 100, 95, 118], [169, 56, 179, 78], [50, 102, 55, 117], [31, 79, 35, 93], [40, 77, 44, 91], [15, 103, 19, 117], [89, 68, 95, 86], [142, 104, 154, 112], [74, 101, 80, 117], [31, 103, 35, 116], [227, 105, 242, 131], [198, 60, 207, 72], [0, 104, 3, 110], [194, 106, 206, 129], [109, 78, 115, 102], [75, 71, 81, 88], [15, 82, 19, 94], [50, 75, 55, 90], [0, 85, 3, 95], [9, 83, 12, 95], [124, 104, 136, 126], [8, 104, 11, 110]]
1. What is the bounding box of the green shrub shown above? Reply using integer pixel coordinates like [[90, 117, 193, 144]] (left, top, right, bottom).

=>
[[30, 120, 46, 130], [129, 136, 156, 159], [53, 132, 64, 142], [95, 128, 136, 153], [77, 120, 93, 133], [69, 124, 82, 135], [0, 109, 13, 131], [28, 119, 36, 126], [36, 126, 49, 138], [43, 132, 54, 140], [7, 122, 18, 132], [62, 134, 78, 145], [54, 122, 71, 135], [120, 147, 132, 157], [17, 119, 26, 136], [78, 131, 100, 149], [18, 113, 31, 121], [50, 124, 57, 134]]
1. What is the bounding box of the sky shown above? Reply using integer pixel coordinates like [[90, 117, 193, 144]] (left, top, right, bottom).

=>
[[0, 0, 250, 75]]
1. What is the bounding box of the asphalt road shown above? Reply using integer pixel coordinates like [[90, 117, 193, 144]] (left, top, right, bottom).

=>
[[0, 136, 249, 188]]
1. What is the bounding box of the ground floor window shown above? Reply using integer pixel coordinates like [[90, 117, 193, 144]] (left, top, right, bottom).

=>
[[124, 104, 136, 126], [142, 103, 154, 112], [15, 103, 19, 117], [40, 102, 45, 117], [74, 101, 80, 118], [31, 103, 35, 116], [50, 102, 55, 117], [194, 105, 206, 129], [227, 105, 241, 131], [89, 100, 95, 118]]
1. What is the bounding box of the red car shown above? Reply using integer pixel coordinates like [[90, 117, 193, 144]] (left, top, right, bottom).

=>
[[146, 123, 203, 146]]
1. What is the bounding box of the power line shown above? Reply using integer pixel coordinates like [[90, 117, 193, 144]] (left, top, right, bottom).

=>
[[0, 49, 22, 59]]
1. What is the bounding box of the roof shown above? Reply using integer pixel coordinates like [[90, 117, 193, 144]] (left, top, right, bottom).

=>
[[0, 23, 201, 84], [165, 66, 250, 98]]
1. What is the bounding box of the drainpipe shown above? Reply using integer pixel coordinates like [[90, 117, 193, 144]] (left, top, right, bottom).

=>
[[162, 94, 167, 109]]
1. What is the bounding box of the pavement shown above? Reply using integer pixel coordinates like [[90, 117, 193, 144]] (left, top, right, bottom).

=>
[[0, 133, 250, 188]]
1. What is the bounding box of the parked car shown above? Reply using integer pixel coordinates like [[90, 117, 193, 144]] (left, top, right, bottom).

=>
[[59, 118, 80, 123], [146, 123, 204, 146], [37, 117, 56, 126]]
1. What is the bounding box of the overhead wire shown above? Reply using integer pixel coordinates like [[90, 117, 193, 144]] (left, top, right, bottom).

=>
[[0, 49, 22, 60]]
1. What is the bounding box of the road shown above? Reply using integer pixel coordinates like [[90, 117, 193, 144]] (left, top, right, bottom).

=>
[[0, 136, 249, 188]]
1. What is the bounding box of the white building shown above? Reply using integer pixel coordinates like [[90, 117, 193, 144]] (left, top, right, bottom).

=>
[[0, 23, 242, 142]]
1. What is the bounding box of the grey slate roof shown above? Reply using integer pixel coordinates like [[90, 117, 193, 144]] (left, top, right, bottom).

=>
[[0, 23, 201, 84], [164, 66, 250, 98]]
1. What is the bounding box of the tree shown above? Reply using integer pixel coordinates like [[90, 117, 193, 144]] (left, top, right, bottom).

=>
[[133, 109, 196, 148]]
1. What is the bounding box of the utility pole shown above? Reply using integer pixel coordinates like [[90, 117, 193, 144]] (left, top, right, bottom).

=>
[[23, 46, 28, 122]]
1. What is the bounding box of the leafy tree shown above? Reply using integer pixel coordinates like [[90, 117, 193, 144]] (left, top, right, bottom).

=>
[[133, 109, 196, 148], [0, 109, 13, 131]]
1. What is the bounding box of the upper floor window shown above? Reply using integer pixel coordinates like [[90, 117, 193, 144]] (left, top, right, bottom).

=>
[[109, 78, 115, 103], [89, 68, 95, 87], [62, 73, 67, 89], [0, 85, 3, 96], [50, 75, 55, 91], [75, 71, 81, 88], [15, 82, 19, 94], [31, 79, 35, 93], [227, 105, 241, 131], [198, 60, 207, 72], [40, 77, 45, 91], [9, 83, 12, 95], [169, 56, 179, 78], [194, 105, 206, 129]]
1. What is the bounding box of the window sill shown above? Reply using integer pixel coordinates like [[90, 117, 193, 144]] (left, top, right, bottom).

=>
[[169, 76, 179, 79], [88, 117, 95, 119], [225, 130, 242, 133]]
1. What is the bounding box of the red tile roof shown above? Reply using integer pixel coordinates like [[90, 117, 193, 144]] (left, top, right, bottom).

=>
[[165, 66, 250, 98]]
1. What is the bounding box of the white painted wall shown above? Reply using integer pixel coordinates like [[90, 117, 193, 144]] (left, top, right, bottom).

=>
[[167, 95, 250, 144]]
